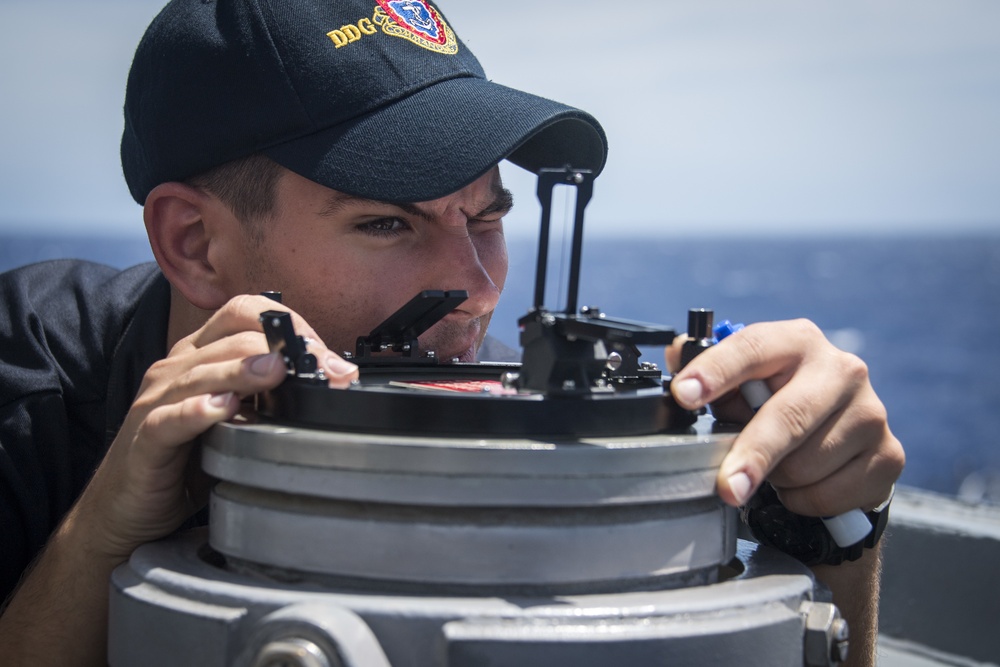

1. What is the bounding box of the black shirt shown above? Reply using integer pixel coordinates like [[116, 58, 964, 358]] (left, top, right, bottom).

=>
[[0, 261, 168, 604]]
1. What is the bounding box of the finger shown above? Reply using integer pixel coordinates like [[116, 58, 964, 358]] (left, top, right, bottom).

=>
[[773, 436, 902, 516], [142, 352, 288, 411], [134, 392, 241, 475], [177, 295, 358, 385], [764, 403, 858, 491], [716, 368, 850, 506], [158, 348, 357, 402], [669, 319, 842, 502], [670, 321, 802, 411], [769, 392, 902, 514], [183, 294, 322, 351], [173, 330, 271, 366], [701, 387, 756, 425], [198, 331, 357, 385], [765, 390, 889, 491], [715, 344, 872, 506], [669, 317, 904, 517]]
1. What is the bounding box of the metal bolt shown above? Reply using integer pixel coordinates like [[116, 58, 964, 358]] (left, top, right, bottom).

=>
[[425, 350, 436, 358], [252, 637, 333, 667], [606, 352, 623, 371], [341, 351, 353, 359], [801, 601, 848, 666], [571, 172, 585, 184], [562, 379, 577, 391], [542, 314, 556, 327]]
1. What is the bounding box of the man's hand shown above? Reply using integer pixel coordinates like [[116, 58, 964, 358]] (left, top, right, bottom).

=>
[[79, 294, 359, 559], [667, 318, 903, 667], [0, 294, 358, 666], [668, 318, 903, 517]]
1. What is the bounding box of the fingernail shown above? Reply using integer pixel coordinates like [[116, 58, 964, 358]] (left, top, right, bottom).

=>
[[673, 377, 704, 407], [250, 353, 282, 376], [326, 354, 358, 377], [209, 392, 234, 408], [728, 471, 754, 505]]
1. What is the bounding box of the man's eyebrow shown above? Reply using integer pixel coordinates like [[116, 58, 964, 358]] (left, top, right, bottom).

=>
[[319, 183, 513, 221], [475, 184, 514, 219]]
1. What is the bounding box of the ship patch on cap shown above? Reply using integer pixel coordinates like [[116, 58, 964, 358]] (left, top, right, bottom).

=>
[[375, 0, 457, 54]]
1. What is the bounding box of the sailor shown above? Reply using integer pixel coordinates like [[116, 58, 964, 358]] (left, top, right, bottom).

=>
[[0, 1, 903, 664]]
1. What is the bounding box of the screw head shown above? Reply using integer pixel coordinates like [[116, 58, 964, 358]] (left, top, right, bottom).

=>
[[606, 352, 623, 371], [252, 638, 332, 667]]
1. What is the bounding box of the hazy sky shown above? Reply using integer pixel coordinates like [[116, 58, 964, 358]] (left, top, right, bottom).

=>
[[1, 0, 998, 237]]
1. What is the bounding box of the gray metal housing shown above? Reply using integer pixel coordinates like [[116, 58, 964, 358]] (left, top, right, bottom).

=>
[[108, 416, 846, 666]]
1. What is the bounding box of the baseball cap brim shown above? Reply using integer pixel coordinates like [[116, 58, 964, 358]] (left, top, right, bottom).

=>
[[263, 75, 607, 204]]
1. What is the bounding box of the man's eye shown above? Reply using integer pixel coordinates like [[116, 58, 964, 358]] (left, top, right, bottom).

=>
[[359, 217, 408, 237]]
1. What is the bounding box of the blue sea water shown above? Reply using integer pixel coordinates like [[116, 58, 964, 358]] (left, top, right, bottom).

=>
[[2, 232, 999, 499]]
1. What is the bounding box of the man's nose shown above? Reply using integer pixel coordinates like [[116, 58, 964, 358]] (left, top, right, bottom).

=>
[[426, 233, 501, 317]]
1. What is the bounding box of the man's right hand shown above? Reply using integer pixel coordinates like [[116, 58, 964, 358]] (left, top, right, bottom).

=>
[[0, 294, 358, 667], [78, 294, 359, 560]]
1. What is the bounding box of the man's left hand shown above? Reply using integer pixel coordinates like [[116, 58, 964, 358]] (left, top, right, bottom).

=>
[[668, 318, 904, 515]]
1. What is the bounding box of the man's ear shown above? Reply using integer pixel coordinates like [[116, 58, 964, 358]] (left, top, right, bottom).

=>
[[144, 182, 233, 310]]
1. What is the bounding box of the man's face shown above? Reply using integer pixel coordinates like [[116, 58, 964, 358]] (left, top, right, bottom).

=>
[[239, 166, 511, 361]]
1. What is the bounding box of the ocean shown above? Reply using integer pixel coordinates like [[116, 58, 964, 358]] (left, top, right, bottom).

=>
[[3, 232, 998, 501]]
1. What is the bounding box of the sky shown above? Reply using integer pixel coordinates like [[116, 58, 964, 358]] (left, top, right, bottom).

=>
[[1, 0, 998, 237]]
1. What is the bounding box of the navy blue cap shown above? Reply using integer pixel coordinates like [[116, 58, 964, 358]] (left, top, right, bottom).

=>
[[121, 0, 608, 204]]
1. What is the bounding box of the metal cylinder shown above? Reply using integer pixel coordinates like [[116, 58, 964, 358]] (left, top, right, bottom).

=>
[[201, 416, 737, 591]]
